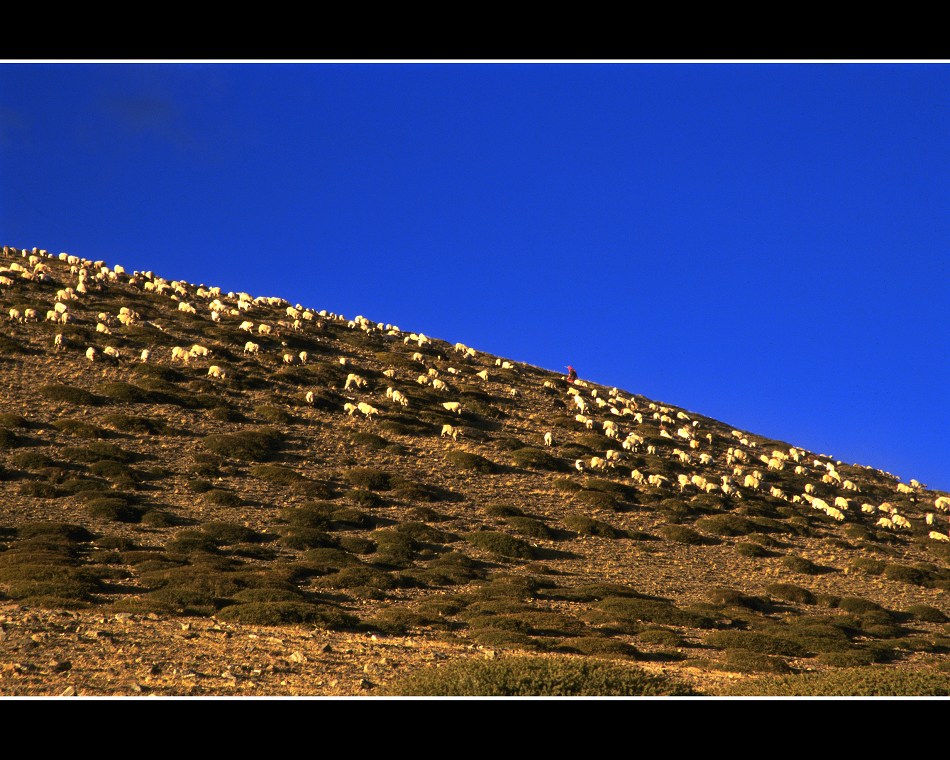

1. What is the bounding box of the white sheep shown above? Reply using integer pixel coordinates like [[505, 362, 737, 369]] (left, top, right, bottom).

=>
[[860, 503, 876, 514], [258, 324, 273, 336], [476, 370, 489, 381], [391, 390, 409, 407], [85, 347, 97, 362], [282, 353, 296, 365], [344, 402, 358, 416], [876, 517, 894, 529], [344, 373, 367, 390], [543, 432, 553, 447], [140, 348, 150, 363], [305, 391, 315, 406], [575, 459, 585, 472], [207, 365, 226, 379], [440, 424, 460, 441], [648, 474, 669, 489], [743, 474, 760, 491], [896, 483, 915, 495], [925, 513, 935, 526], [432, 378, 449, 392], [928, 531, 949, 542], [95, 322, 111, 335], [441, 400, 463, 416], [936, 496, 950, 512], [630, 469, 646, 485], [243, 341, 260, 355], [172, 346, 191, 362], [575, 414, 594, 430], [589, 456, 607, 471], [190, 344, 211, 358], [891, 514, 911, 530], [239, 320, 255, 332], [833, 496, 850, 511], [102, 346, 121, 361]]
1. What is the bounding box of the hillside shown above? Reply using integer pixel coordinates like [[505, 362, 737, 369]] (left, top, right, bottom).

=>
[[0, 244, 947, 697]]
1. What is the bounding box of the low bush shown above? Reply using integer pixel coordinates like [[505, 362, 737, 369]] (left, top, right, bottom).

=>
[[695, 514, 757, 537], [849, 557, 886, 575], [446, 451, 499, 474], [766, 583, 816, 605], [510, 448, 566, 472], [464, 531, 538, 560], [202, 490, 244, 507], [717, 649, 792, 675], [905, 604, 946, 623], [255, 405, 293, 425], [216, 601, 357, 629], [85, 498, 146, 523], [39, 384, 103, 406], [719, 668, 950, 696], [250, 464, 305, 486], [562, 515, 626, 539], [883, 563, 927, 586], [782, 555, 826, 575], [659, 524, 710, 545], [506, 517, 557, 540], [344, 468, 392, 490], [202, 429, 283, 461], [382, 656, 695, 696]]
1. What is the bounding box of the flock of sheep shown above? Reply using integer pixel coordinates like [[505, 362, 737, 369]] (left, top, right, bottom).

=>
[[2, 244, 948, 547]]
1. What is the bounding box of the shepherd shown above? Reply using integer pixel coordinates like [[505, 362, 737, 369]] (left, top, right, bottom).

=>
[[566, 365, 577, 384]]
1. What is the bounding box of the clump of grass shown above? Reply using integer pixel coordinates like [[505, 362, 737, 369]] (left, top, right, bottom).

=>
[[718, 668, 950, 696], [562, 515, 627, 539], [766, 583, 816, 605], [659, 524, 711, 545], [101, 413, 172, 435], [346, 489, 385, 509], [165, 530, 221, 555], [638, 628, 686, 647], [552, 478, 583, 494], [849, 557, 886, 576], [382, 656, 696, 696], [597, 597, 717, 629], [446, 451, 499, 474], [464, 531, 538, 559], [905, 604, 946, 623], [85, 498, 146, 523], [484, 505, 525, 518], [735, 542, 772, 558], [0, 413, 28, 428], [250, 464, 306, 486], [882, 563, 927, 586], [11, 451, 54, 470], [782, 555, 826, 575], [704, 630, 807, 657], [505, 517, 557, 540], [202, 522, 265, 545], [140, 510, 183, 528], [558, 637, 640, 659], [695, 514, 757, 537], [344, 468, 392, 490], [202, 429, 283, 461], [63, 442, 135, 464], [217, 601, 358, 629], [202, 489, 243, 507], [88, 460, 139, 485], [510, 448, 566, 472], [97, 382, 154, 403], [573, 490, 620, 512], [716, 649, 792, 675], [39, 384, 103, 406], [255, 405, 293, 425], [351, 432, 390, 450]]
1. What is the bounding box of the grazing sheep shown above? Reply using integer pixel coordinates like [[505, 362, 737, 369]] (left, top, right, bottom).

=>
[[96, 322, 111, 335], [239, 321, 254, 332], [842, 480, 861, 492], [442, 401, 462, 415], [171, 346, 191, 363], [575, 414, 594, 430], [543, 432, 553, 447], [344, 402, 358, 416], [190, 344, 210, 358], [589, 456, 607, 471], [356, 402, 379, 419], [391, 390, 409, 407], [769, 486, 785, 500], [382, 369, 396, 378], [833, 496, 850, 511], [53, 333, 64, 350], [416, 374, 430, 386], [575, 459, 585, 472], [860, 503, 876, 514], [677, 474, 692, 492], [910, 479, 924, 489], [646, 445, 657, 456], [630, 469, 646, 485], [344, 373, 367, 390], [935, 496, 950, 512], [743, 474, 760, 491], [258, 324, 273, 335], [824, 507, 845, 522], [207, 365, 226, 379], [804, 483, 816, 494], [7, 308, 21, 322], [85, 347, 97, 362], [476, 370, 489, 381], [440, 424, 460, 441], [178, 302, 197, 314], [647, 474, 669, 489], [102, 346, 120, 361], [243, 341, 260, 355], [928, 531, 949, 542], [305, 391, 315, 406], [896, 483, 915, 495], [22, 308, 37, 322], [282, 353, 295, 365], [876, 517, 894, 529], [605, 449, 622, 463], [140, 348, 150, 363], [432, 378, 449, 392], [925, 513, 935, 525]]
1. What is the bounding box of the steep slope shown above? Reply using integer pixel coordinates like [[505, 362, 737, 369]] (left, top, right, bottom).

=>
[[0, 245, 947, 696]]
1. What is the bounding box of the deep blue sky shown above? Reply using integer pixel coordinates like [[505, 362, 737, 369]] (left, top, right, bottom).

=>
[[2, 62, 947, 491]]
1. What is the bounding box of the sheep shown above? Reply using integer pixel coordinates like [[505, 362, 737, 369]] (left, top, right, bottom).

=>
[[102, 346, 121, 361], [646, 445, 657, 456], [876, 517, 894, 529], [239, 321, 254, 332], [575, 459, 585, 472], [824, 507, 845, 522], [344, 373, 367, 391], [304, 391, 315, 406], [95, 322, 111, 335], [842, 480, 861, 492], [699, 453, 713, 465], [860, 503, 876, 514], [622, 433, 644, 452], [190, 344, 211, 358], [677, 474, 692, 492], [743, 474, 760, 491], [767, 457, 784, 471], [140, 348, 150, 363], [282, 352, 296, 365], [391, 390, 409, 407], [440, 424, 460, 441], [605, 449, 622, 464], [896, 483, 915, 495], [891, 514, 912, 529], [416, 374, 430, 386], [432, 378, 449, 392], [936, 496, 950, 512], [7, 308, 21, 322], [53, 333, 64, 350], [475, 370, 489, 381], [910, 479, 924, 489], [543, 432, 553, 447], [411, 352, 424, 362], [243, 341, 260, 355], [647, 474, 669, 489], [22, 308, 37, 322], [178, 302, 197, 314], [382, 369, 396, 379], [356, 402, 379, 419], [575, 415, 594, 430], [589, 456, 607, 471], [928, 531, 949, 542], [207, 365, 226, 379], [344, 402, 358, 416], [442, 402, 462, 415], [833, 496, 850, 511], [85, 347, 97, 362], [630, 469, 646, 485], [171, 346, 191, 363], [769, 486, 785, 500], [804, 483, 816, 494], [258, 324, 273, 336]]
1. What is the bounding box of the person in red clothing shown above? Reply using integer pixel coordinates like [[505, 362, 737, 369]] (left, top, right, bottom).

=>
[[566, 365, 577, 383]]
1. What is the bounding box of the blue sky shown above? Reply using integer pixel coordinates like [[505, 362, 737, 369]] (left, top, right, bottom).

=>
[[2, 62, 947, 491]]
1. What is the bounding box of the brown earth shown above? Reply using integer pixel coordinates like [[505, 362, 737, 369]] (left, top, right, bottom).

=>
[[0, 245, 947, 696]]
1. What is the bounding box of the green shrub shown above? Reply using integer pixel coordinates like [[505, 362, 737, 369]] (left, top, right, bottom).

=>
[[782, 555, 826, 575], [766, 583, 816, 605], [574, 490, 620, 512], [88, 460, 139, 484], [0, 428, 21, 448], [39, 384, 103, 406], [11, 451, 53, 470], [510, 448, 566, 472], [597, 597, 717, 629], [736, 542, 772, 558], [202, 489, 243, 507], [484, 505, 525, 518], [19, 482, 61, 498], [905, 604, 947, 623], [101, 413, 171, 435], [344, 468, 392, 490], [85, 498, 145, 523], [562, 515, 626, 539], [704, 630, 807, 657], [883, 563, 927, 586], [165, 530, 221, 555], [446, 451, 499, 474], [695, 514, 757, 537], [202, 522, 264, 545], [0, 413, 28, 428], [16, 522, 94, 542], [250, 464, 305, 486], [719, 668, 950, 696], [140, 510, 182, 528], [382, 656, 695, 696], [347, 489, 384, 509], [217, 602, 357, 629], [706, 588, 771, 612], [638, 628, 686, 647], [552, 478, 583, 494], [849, 557, 886, 576], [557, 636, 640, 659], [505, 517, 557, 540], [717, 649, 792, 675], [464, 532, 538, 559], [97, 382, 154, 403], [660, 524, 710, 545], [63, 441, 135, 463], [255, 405, 293, 424], [837, 597, 890, 616], [351, 432, 390, 450], [202, 429, 283, 461]]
